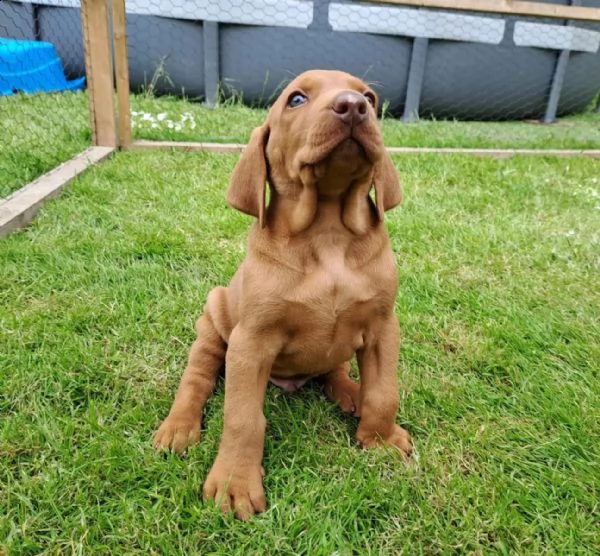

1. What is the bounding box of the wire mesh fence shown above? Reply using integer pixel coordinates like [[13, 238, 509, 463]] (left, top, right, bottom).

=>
[[0, 0, 90, 198], [2, 0, 600, 199], [122, 0, 600, 121]]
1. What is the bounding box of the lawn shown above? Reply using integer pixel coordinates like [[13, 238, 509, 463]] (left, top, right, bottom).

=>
[[0, 92, 91, 199], [1, 95, 600, 553]]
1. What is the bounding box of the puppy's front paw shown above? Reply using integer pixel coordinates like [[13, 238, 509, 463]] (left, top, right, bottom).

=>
[[153, 413, 201, 453], [358, 424, 413, 460], [203, 459, 266, 521]]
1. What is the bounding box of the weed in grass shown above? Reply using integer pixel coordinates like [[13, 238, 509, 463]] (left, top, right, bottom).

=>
[[140, 55, 175, 99], [131, 110, 197, 134]]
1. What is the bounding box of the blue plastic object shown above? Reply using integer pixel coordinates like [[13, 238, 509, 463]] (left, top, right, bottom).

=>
[[0, 38, 85, 96]]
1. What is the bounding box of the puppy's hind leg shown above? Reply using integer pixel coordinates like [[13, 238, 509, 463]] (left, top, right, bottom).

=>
[[322, 362, 361, 417], [154, 289, 229, 453]]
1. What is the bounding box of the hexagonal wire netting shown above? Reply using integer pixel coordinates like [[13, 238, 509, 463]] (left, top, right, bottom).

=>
[[121, 0, 600, 129], [1, 0, 90, 198], [1, 0, 600, 196]]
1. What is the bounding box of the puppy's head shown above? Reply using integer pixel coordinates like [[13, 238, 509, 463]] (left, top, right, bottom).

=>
[[227, 70, 401, 234]]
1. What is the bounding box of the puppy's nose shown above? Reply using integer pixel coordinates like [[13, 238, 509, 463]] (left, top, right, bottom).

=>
[[332, 92, 368, 125]]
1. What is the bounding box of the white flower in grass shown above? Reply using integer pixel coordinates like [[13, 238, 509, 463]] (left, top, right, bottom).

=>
[[151, 123, 158, 128], [131, 110, 140, 116], [157, 113, 167, 121], [564, 230, 576, 238], [190, 121, 197, 130], [175, 124, 182, 132], [142, 112, 155, 122], [166, 120, 174, 129]]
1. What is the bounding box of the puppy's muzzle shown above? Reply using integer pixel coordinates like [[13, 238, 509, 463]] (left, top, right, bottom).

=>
[[332, 91, 368, 126]]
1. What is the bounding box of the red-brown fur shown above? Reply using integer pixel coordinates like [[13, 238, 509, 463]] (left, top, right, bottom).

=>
[[154, 70, 412, 520]]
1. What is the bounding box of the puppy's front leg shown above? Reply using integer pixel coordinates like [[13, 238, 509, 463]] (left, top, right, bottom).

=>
[[154, 309, 225, 453], [203, 325, 283, 520], [356, 315, 412, 458]]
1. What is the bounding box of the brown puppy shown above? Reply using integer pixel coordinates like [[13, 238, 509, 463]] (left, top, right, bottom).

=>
[[154, 69, 412, 520]]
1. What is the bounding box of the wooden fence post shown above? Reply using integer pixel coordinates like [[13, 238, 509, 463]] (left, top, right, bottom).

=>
[[80, 0, 118, 147], [111, 0, 132, 147]]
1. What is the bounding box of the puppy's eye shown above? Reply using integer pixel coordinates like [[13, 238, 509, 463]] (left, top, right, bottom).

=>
[[287, 93, 308, 108], [364, 92, 376, 107]]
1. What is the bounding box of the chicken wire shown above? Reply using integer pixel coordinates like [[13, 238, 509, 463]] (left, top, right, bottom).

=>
[[122, 0, 600, 122], [0, 0, 90, 198]]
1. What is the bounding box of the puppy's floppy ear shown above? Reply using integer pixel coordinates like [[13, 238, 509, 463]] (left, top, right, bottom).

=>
[[226, 124, 269, 227], [373, 151, 402, 220]]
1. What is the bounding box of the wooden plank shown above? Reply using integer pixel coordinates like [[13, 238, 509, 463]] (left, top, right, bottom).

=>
[[130, 140, 600, 159], [130, 140, 246, 154], [386, 146, 600, 158], [365, 0, 600, 22], [80, 0, 117, 147], [0, 147, 115, 238], [112, 0, 132, 147]]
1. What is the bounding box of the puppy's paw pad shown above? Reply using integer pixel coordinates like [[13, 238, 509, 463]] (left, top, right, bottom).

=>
[[153, 416, 201, 453]]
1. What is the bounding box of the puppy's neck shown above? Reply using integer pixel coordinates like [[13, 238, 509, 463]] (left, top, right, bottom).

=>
[[266, 169, 377, 236], [266, 188, 377, 238], [267, 186, 317, 236]]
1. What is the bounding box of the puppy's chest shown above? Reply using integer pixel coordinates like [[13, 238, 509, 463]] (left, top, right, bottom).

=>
[[295, 246, 376, 313]]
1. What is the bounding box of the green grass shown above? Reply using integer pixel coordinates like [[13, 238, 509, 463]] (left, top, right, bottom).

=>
[[1, 144, 599, 552], [2, 91, 599, 198], [0, 92, 91, 199], [382, 111, 600, 151]]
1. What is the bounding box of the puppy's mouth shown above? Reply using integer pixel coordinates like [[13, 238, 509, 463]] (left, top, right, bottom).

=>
[[307, 137, 372, 190], [301, 119, 382, 170], [331, 136, 367, 161]]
